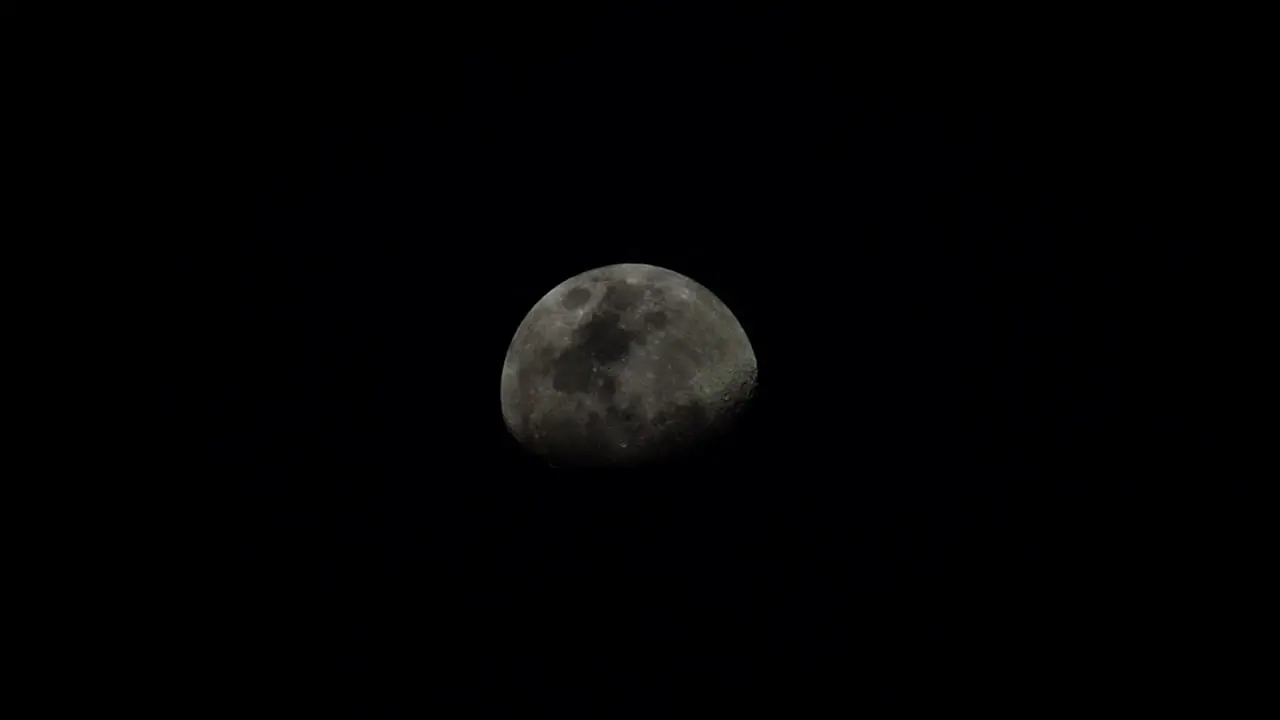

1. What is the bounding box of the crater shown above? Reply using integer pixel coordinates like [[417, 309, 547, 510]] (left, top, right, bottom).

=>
[[596, 373, 618, 403], [576, 310, 633, 364], [549, 345, 595, 393], [561, 286, 592, 310], [549, 308, 636, 395], [643, 310, 668, 329], [600, 282, 647, 312]]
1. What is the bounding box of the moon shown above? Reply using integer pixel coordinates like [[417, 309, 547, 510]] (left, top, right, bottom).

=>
[[501, 263, 758, 467]]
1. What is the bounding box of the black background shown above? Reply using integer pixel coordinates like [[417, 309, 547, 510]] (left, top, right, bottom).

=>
[[172, 7, 1248, 714]]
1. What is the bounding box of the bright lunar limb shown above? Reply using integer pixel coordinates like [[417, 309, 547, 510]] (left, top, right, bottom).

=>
[[500, 263, 757, 467]]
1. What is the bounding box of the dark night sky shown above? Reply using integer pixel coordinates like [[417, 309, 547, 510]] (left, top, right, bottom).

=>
[[169, 7, 1246, 714]]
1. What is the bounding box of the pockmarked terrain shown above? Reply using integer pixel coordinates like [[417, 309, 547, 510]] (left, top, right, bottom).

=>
[[501, 263, 758, 467]]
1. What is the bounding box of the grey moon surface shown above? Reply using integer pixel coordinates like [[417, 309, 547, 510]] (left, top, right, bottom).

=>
[[501, 263, 758, 467]]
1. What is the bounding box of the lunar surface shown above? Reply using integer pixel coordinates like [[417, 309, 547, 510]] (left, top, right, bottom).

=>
[[501, 263, 757, 467]]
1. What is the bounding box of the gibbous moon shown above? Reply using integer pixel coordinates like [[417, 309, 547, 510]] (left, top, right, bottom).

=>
[[501, 263, 758, 467]]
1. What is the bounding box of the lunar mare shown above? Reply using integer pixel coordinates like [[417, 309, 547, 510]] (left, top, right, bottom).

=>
[[501, 263, 757, 466]]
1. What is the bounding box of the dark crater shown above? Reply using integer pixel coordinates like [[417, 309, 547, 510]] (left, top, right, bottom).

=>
[[643, 310, 668, 329], [599, 282, 647, 312], [596, 373, 618, 403], [561, 285, 592, 309], [549, 307, 637, 395]]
